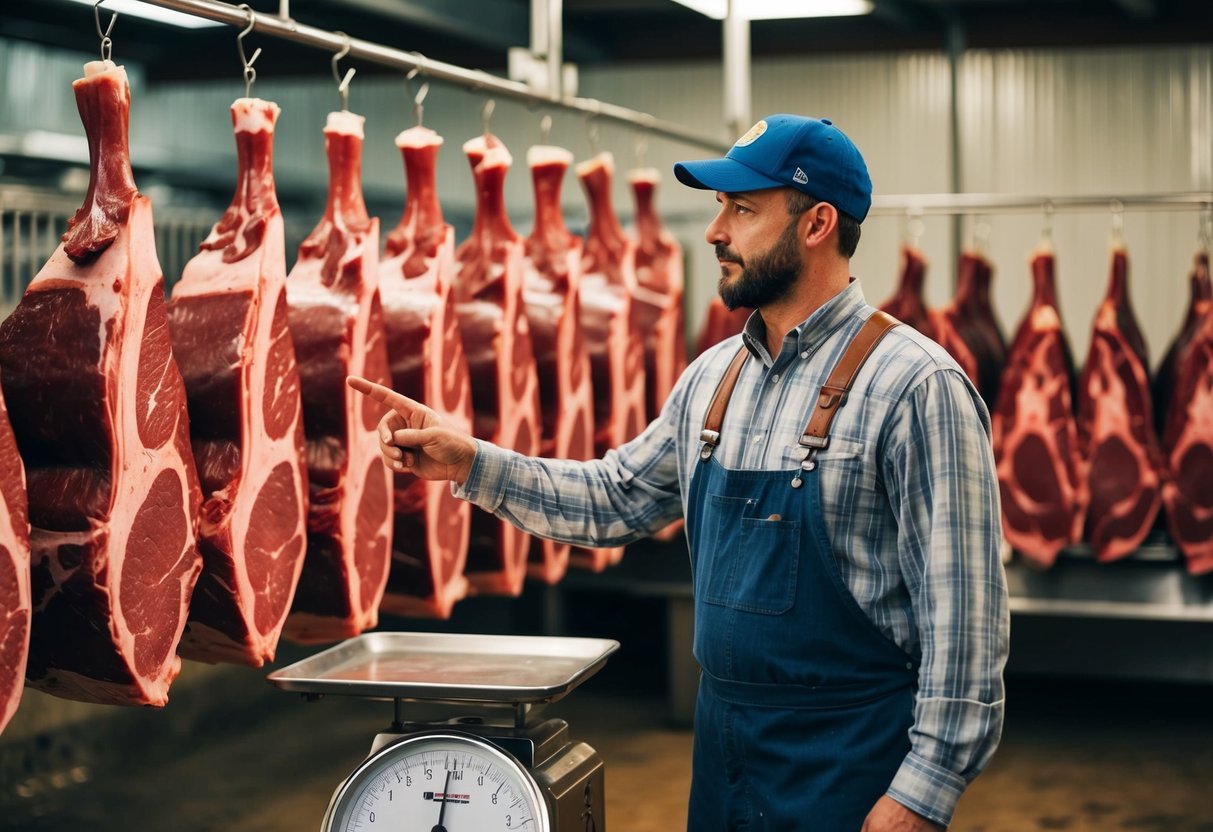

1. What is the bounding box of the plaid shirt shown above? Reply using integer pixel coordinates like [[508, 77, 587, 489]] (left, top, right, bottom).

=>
[[454, 280, 1009, 826]]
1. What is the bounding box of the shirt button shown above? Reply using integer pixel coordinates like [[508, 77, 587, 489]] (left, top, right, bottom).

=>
[[752, 435, 763, 444], [770, 373, 780, 383], [800, 351, 809, 359]]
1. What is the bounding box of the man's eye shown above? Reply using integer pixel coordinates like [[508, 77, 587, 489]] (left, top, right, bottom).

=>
[[734, 204, 751, 214]]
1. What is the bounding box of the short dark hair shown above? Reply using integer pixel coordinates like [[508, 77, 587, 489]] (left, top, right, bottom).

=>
[[786, 189, 861, 258]]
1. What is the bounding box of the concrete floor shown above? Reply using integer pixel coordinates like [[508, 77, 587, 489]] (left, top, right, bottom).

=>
[[4, 673, 1213, 831]]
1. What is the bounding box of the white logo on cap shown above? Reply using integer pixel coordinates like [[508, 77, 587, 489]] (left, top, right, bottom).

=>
[[734, 120, 767, 147], [793, 167, 809, 185]]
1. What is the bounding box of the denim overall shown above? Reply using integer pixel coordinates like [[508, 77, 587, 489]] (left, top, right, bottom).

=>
[[684, 312, 918, 831]]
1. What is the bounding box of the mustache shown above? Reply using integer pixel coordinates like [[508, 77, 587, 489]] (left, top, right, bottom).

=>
[[715, 244, 744, 265]]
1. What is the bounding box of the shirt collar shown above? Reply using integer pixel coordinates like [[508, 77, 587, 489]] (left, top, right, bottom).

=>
[[741, 279, 868, 364]]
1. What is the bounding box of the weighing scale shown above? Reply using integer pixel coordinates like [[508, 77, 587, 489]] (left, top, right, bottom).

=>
[[267, 632, 620, 832]]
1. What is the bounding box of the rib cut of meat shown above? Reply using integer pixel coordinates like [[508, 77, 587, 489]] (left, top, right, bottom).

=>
[[0, 379, 31, 734], [283, 111, 393, 642], [378, 125, 474, 616], [629, 168, 688, 421], [1161, 252, 1213, 574], [991, 246, 1085, 568], [1153, 251, 1211, 437], [0, 61, 202, 705], [455, 135, 542, 596], [521, 145, 594, 584], [575, 152, 646, 571], [1076, 244, 1163, 562], [694, 296, 750, 356], [942, 250, 1006, 408], [167, 98, 308, 665], [879, 244, 935, 339]]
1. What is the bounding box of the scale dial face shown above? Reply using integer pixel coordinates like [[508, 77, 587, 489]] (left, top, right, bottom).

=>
[[323, 731, 551, 832]]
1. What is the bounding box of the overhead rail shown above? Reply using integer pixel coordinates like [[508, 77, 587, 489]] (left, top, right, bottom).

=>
[[871, 191, 1213, 216], [129, 0, 733, 153]]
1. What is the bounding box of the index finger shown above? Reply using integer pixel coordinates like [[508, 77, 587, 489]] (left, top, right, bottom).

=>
[[346, 376, 419, 414]]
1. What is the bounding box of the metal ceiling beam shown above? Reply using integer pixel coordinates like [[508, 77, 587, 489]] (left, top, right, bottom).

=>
[[325, 0, 607, 62]]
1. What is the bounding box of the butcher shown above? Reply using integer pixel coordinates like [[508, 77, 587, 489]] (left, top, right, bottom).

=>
[[350, 113, 1009, 832]]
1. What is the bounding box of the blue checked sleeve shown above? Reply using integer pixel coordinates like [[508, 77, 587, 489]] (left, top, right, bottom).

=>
[[451, 403, 686, 548], [881, 368, 1010, 827]]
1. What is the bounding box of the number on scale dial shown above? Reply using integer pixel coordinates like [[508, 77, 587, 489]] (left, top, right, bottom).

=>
[[323, 733, 550, 832]]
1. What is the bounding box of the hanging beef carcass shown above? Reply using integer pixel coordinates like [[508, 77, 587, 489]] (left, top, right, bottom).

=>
[[992, 245, 1085, 568], [879, 244, 935, 338], [0, 60, 202, 705], [455, 135, 543, 595], [0, 380, 30, 734], [167, 99, 308, 665], [1076, 244, 1164, 562], [629, 167, 688, 542], [939, 250, 1006, 408], [629, 168, 688, 421], [378, 125, 474, 617], [283, 110, 393, 641], [1161, 251, 1213, 574], [575, 152, 647, 571], [521, 145, 595, 584], [694, 297, 750, 356], [1153, 251, 1211, 436]]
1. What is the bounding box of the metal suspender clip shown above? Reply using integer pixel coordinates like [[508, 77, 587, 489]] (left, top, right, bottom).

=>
[[699, 429, 721, 461], [791, 434, 829, 487]]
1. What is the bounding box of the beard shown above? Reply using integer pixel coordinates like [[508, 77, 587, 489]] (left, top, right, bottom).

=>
[[716, 219, 802, 310]]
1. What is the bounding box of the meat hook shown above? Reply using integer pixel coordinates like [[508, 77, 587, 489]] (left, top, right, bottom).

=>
[[93, 0, 116, 63], [332, 32, 355, 112], [406, 62, 428, 126], [586, 115, 600, 155], [1110, 198, 1125, 242], [540, 114, 552, 144], [1040, 200, 1055, 243], [236, 5, 261, 99], [482, 98, 496, 137], [1199, 205, 1212, 252]]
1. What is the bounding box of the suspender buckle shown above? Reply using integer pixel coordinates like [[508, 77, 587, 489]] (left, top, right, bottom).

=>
[[699, 429, 721, 461], [799, 434, 829, 451]]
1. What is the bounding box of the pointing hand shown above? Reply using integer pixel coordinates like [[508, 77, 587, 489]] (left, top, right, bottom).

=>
[[346, 376, 478, 485]]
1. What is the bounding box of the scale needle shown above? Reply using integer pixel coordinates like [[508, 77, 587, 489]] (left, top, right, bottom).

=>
[[431, 769, 453, 832]]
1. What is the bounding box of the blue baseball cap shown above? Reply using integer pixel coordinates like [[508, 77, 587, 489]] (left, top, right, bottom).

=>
[[674, 114, 872, 222]]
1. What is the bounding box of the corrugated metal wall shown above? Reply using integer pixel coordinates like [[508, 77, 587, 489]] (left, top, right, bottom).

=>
[[1, 37, 1210, 363]]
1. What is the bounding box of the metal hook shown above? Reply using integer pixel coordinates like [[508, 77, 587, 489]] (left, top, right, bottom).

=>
[[904, 207, 925, 248], [634, 133, 648, 168], [1041, 199, 1055, 241], [332, 32, 355, 112], [405, 61, 428, 126], [972, 214, 992, 250], [540, 114, 552, 144], [1200, 204, 1212, 252], [94, 0, 117, 62], [586, 116, 600, 155], [482, 98, 496, 137], [1110, 198, 1125, 240], [236, 5, 261, 98]]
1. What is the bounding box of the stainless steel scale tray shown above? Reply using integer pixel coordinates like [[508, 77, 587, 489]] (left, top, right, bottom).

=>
[[267, 632, 620, 705]]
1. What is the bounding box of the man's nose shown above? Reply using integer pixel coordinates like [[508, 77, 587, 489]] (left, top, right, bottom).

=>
[[705, 211, 728, 246]]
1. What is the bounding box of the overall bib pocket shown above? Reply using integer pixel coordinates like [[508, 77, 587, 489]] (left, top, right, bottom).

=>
[[701, 494, 801, 615]]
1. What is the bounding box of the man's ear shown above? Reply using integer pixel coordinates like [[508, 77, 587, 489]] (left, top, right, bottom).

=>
[[803, 202, 840, 251]]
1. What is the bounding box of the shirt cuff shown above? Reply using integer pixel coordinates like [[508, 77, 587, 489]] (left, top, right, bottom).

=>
[[449, 439, 510, 512], [886, 751, 967, 828]]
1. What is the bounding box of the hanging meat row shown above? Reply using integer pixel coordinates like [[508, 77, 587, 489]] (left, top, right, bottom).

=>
[[0, 62, 689, 727], [880, 236, 1213, 575]]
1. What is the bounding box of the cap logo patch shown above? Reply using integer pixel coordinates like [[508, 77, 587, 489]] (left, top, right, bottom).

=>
[[793, 167, 809, 185], [734, 119, 767, 147]]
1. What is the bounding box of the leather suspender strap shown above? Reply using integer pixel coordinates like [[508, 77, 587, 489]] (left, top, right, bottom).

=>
[[799, 310, 900, 452], [699, 346, 749, 460]]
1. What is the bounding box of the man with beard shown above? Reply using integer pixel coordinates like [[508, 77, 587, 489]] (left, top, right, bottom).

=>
[[349, 114, 1008, 832]]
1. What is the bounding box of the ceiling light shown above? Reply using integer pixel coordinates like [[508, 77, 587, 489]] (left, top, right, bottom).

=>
[[672, 0, 875, 20], [62, 0, 223, 29]]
